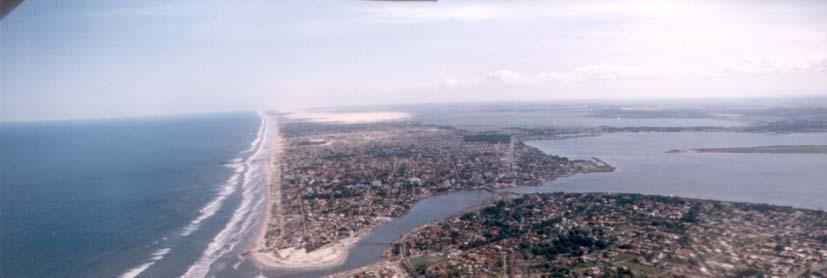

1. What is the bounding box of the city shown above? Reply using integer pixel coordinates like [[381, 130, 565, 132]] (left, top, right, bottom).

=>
[[361, 193, 827, 277], [261, 118, 610, 254]]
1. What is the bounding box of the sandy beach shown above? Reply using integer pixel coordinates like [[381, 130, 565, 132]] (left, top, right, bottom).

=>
[[249, 113, 385, 270]]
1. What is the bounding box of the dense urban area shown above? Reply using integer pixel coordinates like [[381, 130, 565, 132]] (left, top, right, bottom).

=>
[[255, 107, 827, 277], [262, 119, 611, 253], [358, 193, 826, 277]]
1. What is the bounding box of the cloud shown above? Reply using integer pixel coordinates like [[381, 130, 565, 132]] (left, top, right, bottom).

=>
[[357, 4, 499, 23], [356, 1, 701, 23], [719, 56, 827, 75], [434, 55, 827, 90], [437, 70, 537, 89]]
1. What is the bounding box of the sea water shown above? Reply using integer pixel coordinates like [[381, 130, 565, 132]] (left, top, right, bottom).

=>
[[0, 113, 264, 278]]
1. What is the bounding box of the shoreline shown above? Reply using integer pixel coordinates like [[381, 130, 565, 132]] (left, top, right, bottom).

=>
[[249, 113, 382, 270], [222, 113, 825, 276], [245, 116, 618, 273]]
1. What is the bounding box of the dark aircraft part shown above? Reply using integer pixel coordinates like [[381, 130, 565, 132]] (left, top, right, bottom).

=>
[[1, 0, 24, 20]]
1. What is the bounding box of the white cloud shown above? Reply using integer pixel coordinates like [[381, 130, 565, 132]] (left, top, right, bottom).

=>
[[436, 70, 536, 89], [358, 4, 499, 23], [435, 55, 827, 90], [356, 1, 705, 23], [718, 56, 827, 75]]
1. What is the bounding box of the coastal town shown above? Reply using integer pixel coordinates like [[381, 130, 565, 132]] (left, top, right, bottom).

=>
[[368, 193, 827, 277], [259, 116, 611, 256], [250, 113, 827, 277], [8, 0, 827, 276]]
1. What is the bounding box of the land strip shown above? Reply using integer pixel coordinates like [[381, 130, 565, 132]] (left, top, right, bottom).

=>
[[251, 113, 367, 269], [253, 115, 610, 269], [382, 192, 827, 277]]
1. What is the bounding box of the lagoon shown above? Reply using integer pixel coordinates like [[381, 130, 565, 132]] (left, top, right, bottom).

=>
[[229, 131, 827, 276], [518, 132, 827, 210]]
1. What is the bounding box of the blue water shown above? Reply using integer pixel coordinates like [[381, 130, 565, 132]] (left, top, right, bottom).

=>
[[0, 113, 262, 278], [516, 132, 827, 210], [222, 190, 494, 278], [6, 111, 821, 277], [414, 110, 746, 127]]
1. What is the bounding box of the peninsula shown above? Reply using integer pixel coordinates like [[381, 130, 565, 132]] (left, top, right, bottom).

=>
[[359, 193, 827, 277], [251, 111, 826, 277], [251, 112, 610, 269]]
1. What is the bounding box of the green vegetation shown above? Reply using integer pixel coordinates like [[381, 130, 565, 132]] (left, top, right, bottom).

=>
[[399, 192, 827, 277], [409, 255, 441, 276], [462, 134, 512, 143], [530, 229, 608, 259]]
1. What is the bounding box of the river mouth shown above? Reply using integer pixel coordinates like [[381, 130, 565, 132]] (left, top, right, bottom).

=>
[[222, 131, 827, 277], [218, 190, 494, 278]]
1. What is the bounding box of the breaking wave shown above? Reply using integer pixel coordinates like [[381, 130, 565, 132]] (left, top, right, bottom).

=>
[[117, 112, 269, 278], [181, 111, 271, 278], [117, 248, 172, 278]]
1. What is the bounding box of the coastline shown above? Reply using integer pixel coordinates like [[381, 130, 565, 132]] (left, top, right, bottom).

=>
[[249, 113, 386, 270], [245, 115, 616, 274]]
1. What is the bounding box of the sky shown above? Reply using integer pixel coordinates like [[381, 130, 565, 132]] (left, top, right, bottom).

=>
[[2, 0, 827, 121]]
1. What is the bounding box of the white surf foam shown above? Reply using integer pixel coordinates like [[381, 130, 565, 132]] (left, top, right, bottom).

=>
[[117, 112, 269, 278], [180, 171, 242, 237], [243, 115, 266, 154], [118, 248, 172, 278], [182, 111, 272, 278], [119, 262, 153, 278], [180, 112, 269, 236], [180, 157, 246, 237]]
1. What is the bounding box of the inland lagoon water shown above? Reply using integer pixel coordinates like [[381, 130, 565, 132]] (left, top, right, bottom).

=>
[[419, 113, 747, 128], [219, 190, 494, 278], [515, 132, 827, 210], [411, 106, 748, 128], [228, 131, 826, 277], [6, 113, 823, 277]]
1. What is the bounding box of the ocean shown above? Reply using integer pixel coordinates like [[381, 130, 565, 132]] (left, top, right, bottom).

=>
[[4, 111, 825, 277], [0, 112, 267, 278]]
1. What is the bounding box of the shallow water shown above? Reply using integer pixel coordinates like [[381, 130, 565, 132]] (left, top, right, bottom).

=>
[[515, 132, 827, 210], [220, 190, 493, 278], [0, 114, 261, 278], [222, 131, 827, 277], [10, 112, 822, 277], [417, 111, 746, 127]]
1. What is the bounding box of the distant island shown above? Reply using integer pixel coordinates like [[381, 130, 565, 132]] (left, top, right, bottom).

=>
[[667, 145, 827, 154]]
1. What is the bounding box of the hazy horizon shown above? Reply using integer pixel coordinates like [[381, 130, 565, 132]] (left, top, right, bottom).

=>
[[4, 3, 827, 276], [3, 0, 827, 122]]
